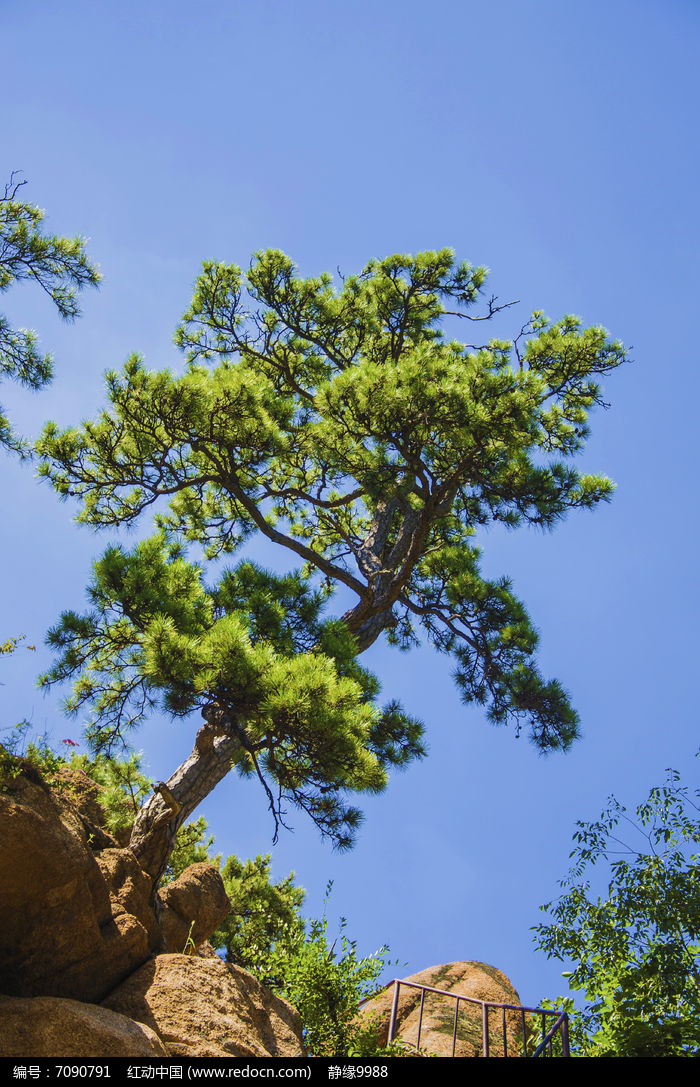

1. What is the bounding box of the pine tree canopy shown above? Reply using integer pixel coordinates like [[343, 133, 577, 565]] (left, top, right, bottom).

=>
[[37, 249, 627, 856], [0, 173, 100, 454]]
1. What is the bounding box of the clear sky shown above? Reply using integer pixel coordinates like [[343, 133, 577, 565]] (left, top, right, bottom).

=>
[[2, 0, 699, 1009]]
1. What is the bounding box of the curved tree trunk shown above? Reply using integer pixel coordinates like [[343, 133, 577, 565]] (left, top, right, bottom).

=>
[[129, 708, 240, 887]]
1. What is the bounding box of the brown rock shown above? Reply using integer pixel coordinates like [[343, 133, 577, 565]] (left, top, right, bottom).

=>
[[50, 766, 121, 851], [53, 766, 109, 833], [193, 940, 220, 959], [97, 848, 160, 950], [0, 753, 302, 1060], [0, 754, 158, 1001], [357, 961, 528, 1057], [157, 862, 231, 952], [103, 954, 304, 1058], [0, 995, 170, 1058]]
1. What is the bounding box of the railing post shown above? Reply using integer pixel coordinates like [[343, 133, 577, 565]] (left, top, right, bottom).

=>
[[561, 1012, 570, 1058], [452, 997, 460, 1057], [387, 980, 400, 1045], [417, 988, 426, 1052], [482, 1002, 489, 1057]]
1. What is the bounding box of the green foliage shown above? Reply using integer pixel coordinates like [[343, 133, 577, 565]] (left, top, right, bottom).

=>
[[0, 722, 152, 838], [40, 533, 424, 848], [0, 720, 72, 786], [213, 852, 305, 983], [534, 768, 700, 1057], [0, 173, 100, 455], [161, 814, 219, 885], [157, 814, 304, 977], [159, 817, 392, 1057], [37, 248, 627, 840], [70, 750, 152, 837], [257, 884, 393, 1058]]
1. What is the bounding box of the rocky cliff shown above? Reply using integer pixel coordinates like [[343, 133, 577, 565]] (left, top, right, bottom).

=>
[[0, 751, 304, 1058]]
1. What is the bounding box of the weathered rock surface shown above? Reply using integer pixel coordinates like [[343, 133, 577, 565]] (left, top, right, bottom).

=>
[[357, 961, 527, 1056], [158, 862, 231, 953], [0, 752, 308, 1058], [102, 954, 305, 1058], [0, 757, 158, 1001], [0, 995, 170, 1058], [96, 848, 161, 966]]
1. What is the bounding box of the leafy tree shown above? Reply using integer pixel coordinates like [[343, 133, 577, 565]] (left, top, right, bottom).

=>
[[261, 887, 393, 1058], [533, 769, 700, 1057], [0, 173, 100, 454], [37, 248, 627, 885]]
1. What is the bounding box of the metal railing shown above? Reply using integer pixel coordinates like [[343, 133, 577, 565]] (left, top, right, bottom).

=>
[[383, 978, 570, 1057]]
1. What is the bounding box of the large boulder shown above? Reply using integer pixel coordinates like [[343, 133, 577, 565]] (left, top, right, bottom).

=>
[[0, 995, 170, 1058], [357, 961, 527, 1057], [158, 862, 231, 953], [102, 953, 305, 1058], [0, 755, 158, 1001]]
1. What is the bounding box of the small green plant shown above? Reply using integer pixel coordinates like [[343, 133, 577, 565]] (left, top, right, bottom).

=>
[[0, 720, 68, 789], [0, 743, 25, 789], [183, 920, 196, 956]]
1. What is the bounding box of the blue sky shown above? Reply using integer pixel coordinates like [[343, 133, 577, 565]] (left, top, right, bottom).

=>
[[2, 0, 699, 1009]]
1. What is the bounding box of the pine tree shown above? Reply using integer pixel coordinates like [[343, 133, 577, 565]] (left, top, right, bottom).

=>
[[0, 173, 100, 454], [38, 249, 627, 886]]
